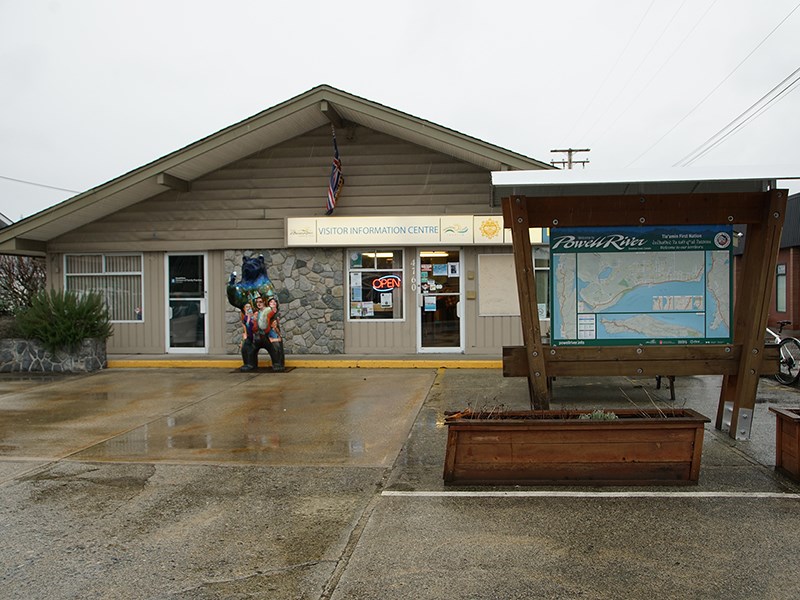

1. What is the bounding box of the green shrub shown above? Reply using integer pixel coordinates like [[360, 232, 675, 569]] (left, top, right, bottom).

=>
[[16, 290, 113, 353]]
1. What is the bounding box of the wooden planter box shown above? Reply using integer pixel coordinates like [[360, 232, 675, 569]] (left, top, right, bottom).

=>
[[769, 407, 800, 481], [443, 408, 710, 486]]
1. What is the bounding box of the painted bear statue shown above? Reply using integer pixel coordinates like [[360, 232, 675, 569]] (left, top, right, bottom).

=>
[[226, 254, 276, 309], [226, 255, 285, 372]]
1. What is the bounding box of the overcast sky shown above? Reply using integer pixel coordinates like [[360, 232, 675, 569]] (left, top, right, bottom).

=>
[[1, 0, 799, 222]]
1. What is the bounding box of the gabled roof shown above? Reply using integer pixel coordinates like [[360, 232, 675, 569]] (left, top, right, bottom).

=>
[[0, 84, 552, 255]]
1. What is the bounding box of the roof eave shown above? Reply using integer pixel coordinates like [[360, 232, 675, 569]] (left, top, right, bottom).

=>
[[0, 84, 551, 248]]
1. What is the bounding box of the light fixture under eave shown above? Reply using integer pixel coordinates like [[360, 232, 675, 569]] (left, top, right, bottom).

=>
[[420, 251, 450, 257]]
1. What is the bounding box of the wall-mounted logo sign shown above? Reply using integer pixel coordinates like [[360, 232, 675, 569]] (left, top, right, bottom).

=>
[[372, 274, 401, 291], [478, 217, 502, 240], [287, 216, 549, 247]]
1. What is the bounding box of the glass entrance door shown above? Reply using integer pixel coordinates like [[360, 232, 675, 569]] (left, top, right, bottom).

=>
[[166, 254, 207, 352], [418, 249, 463, 352]]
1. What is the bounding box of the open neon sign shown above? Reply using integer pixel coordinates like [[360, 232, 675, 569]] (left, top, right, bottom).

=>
[[371, 274, 401, 291]]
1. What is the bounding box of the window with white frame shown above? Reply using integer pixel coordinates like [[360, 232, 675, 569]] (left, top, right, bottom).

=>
[[347, 249, 404, 320], [65, 254, 143, 322], [777, 264, 787, 313]]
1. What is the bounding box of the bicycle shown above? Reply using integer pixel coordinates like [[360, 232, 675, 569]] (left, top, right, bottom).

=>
[[766, 320, 800, 385]]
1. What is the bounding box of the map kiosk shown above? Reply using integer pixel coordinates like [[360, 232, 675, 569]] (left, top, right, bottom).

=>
[[493, 167, 793, 440]]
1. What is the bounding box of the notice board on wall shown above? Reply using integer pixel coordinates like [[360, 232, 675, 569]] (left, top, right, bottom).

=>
[[477, 254, 520, 316]]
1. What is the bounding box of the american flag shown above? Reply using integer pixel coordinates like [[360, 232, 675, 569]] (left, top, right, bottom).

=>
[[325, 125, 344, 215]]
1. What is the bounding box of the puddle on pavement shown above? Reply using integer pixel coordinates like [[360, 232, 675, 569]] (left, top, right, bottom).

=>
[[64, 370, 437, 467]]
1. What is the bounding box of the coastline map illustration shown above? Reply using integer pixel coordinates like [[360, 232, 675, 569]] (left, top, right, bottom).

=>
[[550, 226, 732, 346]]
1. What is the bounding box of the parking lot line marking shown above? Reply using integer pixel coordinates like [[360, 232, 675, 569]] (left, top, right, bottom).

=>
[[382, 490, 800, 499]]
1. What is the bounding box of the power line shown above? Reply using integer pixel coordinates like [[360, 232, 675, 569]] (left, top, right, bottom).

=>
[[563, 0, 657, 142], [590, 0, 719, 147], [675, 66, 800, 166], [684, 80, 800, 165], [580, 0, 689, 143], [626, 1, 800, 167], [0, 174, 78, 194]]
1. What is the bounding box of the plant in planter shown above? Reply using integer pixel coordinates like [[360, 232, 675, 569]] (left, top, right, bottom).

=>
[[8, 290, 113, 372], [578, 409, 618, 420], [443, 403, 710, 486], [16, 290, 112, 352]]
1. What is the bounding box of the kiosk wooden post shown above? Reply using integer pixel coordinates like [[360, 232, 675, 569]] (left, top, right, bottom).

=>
[[507, 196, 550, 409], [716, 188, 787, 438], [501, 189, 787, 439]]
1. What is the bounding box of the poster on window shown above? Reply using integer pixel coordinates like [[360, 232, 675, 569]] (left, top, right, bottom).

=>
[[380, 293, 392, 308], [362, 301, 374, 317], [447, 262, 460, 277], [433, 264, 447, 277], [424, 296, 437, 311]]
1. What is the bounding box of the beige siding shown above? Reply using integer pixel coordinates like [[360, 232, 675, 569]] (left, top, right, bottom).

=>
[[206, 250, 227, 354], [46, 254, 64, 292], [106, 252, 165, 353], [463, 247, 523, 354], [47, 126, 498, 253], [344, 319, 416, 354]]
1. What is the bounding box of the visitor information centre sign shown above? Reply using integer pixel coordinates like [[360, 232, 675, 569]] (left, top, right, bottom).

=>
[[550, 225, 733, 347]]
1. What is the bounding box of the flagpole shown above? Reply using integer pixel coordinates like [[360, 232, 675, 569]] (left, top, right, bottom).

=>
[[325, 124, 344, 215]]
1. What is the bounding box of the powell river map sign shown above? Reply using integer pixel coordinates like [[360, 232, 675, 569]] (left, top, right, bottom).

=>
[[550, 226, 733, 346]]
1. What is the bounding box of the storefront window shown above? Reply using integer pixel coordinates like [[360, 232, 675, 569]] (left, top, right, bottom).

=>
[[347, 249, 404, 320], [777, 264, 787, 313], [65, 254, 143, 322]]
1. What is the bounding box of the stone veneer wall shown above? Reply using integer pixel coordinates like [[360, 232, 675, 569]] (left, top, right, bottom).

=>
[[224, 249, 345, 355], [0, 338, 107, 372]]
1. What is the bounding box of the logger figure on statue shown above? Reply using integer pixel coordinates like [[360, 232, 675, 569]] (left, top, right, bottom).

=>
[[240, 294, 285, 372]]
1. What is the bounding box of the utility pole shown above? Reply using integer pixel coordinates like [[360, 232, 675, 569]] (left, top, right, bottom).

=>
[[550, 148, 590, 169]]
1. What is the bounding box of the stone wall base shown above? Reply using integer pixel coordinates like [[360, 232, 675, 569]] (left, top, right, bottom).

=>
[[224, 249, 345, 355], [0, 339, 107, 373]]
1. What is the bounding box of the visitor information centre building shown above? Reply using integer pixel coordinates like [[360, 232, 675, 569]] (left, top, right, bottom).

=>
[[0, 85, 554, 358]]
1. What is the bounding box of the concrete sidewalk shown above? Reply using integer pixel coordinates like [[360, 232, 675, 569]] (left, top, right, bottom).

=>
[[0, 367, 799, 599]]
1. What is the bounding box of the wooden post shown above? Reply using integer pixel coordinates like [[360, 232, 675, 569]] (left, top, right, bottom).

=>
[[716, 189, 787, 439], [506, 195, 550, 409]]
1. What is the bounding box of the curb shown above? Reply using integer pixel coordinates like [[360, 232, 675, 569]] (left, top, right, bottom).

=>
[[106, 359, 503, 370]]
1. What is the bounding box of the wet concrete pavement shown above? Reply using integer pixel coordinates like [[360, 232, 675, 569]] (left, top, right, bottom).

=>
[[1, 367, 800, 599]]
